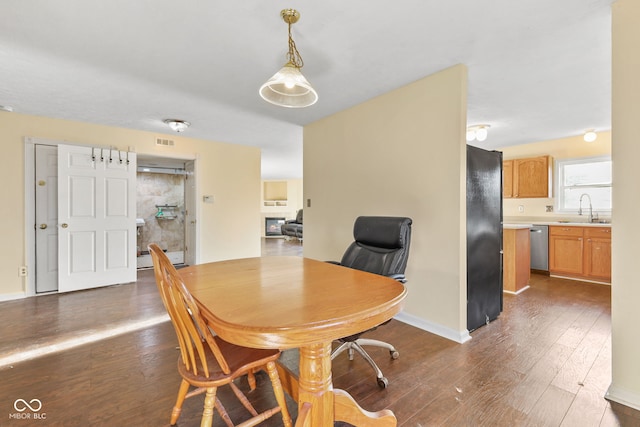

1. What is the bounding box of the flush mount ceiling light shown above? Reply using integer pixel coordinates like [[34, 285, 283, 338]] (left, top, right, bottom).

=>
[[466, 124, 491, 142], [163, 119, 190, 133], [259, 9, 318, 108], [583, 130, 597, 142]]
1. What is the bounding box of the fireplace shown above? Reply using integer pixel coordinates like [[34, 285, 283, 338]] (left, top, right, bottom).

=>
[[265, 217, 286, 236]]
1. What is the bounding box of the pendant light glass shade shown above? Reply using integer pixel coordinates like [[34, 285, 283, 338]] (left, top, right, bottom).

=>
[[260, 9, 317, 108], [259, 62, 318, 108]]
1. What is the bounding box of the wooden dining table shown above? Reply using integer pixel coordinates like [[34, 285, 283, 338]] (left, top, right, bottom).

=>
[[179, 256, 407, 427]]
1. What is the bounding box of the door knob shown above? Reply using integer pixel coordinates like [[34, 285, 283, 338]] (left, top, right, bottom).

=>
[[61, 223, 69, 228], [39, 224, 47, 229]]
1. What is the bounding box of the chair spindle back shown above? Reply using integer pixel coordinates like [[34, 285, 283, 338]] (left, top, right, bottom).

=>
[[148, 244, 231, 377]]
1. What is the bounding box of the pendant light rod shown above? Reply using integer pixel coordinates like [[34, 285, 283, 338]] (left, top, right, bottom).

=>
[[282, 9, 303, 68]]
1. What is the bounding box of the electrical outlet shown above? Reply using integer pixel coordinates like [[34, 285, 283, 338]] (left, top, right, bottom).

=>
[[19, 266, 27, 277], [518, 205, 525, 213]]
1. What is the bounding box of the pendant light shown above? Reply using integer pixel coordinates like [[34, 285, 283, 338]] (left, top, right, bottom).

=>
[[259, 9, 318, 108]]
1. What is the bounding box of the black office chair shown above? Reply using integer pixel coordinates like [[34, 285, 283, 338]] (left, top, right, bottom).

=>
[[329, 216, 412, 388]]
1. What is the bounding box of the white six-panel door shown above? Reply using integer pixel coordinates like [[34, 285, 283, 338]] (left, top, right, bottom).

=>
[[57, 144, 137, 292]]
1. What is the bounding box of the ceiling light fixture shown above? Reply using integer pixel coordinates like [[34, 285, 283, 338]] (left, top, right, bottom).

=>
[[583, 130, 597, 142], [163, 119, 190, 133], [466, 124, 491, 142], [259, 9, 318, 108]]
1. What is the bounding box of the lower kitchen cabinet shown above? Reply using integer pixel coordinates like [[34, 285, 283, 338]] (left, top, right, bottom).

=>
[[584, 227, 612, 281], [503, 227, 531, 293], [549, 225, 611, 282]]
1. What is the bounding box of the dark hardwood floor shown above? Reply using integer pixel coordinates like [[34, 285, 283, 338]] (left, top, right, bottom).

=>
[[1, 238, 639, 426]]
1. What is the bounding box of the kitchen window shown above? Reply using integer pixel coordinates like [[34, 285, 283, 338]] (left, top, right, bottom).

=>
[[556, 156, 612, 213]]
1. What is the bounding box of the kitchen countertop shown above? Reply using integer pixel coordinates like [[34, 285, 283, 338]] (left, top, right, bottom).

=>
[[503, 224, 532, 229], [504, 220, 611, 228]]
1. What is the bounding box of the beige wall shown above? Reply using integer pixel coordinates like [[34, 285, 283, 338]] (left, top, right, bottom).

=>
[[609, 0, 640, 409], [303, 65, 470, 341], [0, 112, 261, 299], [500, 132, 611, 219]]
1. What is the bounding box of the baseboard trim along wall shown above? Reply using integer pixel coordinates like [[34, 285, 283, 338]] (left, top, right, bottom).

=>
[[395, 311, 472, 344], [0, 292, 26, 302], [606, 384, 640, 412]]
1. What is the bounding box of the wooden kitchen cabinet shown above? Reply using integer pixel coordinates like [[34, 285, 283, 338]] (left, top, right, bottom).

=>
[[584, 227, 612, 281], [503, 227, 530, 293], [503, 155, 552, 198], [503, 160, 514, 198], [549, 226, 584, 276], [549, 225, 611, 282]]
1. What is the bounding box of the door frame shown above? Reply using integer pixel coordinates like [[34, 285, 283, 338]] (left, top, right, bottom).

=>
[[24, 138, 200, 296]]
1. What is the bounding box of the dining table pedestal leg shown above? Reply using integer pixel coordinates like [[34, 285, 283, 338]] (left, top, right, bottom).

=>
[[296, 341, 397, 427], [297, 342, 334, 426]]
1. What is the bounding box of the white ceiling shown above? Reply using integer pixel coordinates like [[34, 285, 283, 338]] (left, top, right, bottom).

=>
[[1, 1, 613, 179]]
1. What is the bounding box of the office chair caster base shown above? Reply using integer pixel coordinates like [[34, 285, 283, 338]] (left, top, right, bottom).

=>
[[377, 376, 389, 388]]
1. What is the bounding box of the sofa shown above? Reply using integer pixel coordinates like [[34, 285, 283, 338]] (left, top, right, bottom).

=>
[[281, 209, 303, 240]]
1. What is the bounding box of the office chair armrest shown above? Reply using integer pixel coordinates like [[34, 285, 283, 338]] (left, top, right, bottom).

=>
[[387, 274, 406, 283], [326, 261, 342, 266]]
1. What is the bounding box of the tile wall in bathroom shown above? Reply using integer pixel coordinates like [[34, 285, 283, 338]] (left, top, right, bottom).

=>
[[137, 172, 185, 253]]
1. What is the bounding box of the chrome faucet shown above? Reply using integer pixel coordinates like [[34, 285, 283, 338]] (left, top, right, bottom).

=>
[[578, 193, 597, 223]]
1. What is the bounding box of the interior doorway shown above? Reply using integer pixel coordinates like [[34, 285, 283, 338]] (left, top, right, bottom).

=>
[[135, 155, 196, 269]]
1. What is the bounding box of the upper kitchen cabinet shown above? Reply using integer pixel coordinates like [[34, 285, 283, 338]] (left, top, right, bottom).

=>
[[503, 159, 514, 198], [503, 155, 552, 198]]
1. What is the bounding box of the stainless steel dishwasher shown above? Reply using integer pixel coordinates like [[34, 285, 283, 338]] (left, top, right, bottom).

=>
[[530, 225, 549, 271]]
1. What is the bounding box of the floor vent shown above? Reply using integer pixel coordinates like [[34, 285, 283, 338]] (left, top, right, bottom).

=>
[[156, 138, 175, 147]]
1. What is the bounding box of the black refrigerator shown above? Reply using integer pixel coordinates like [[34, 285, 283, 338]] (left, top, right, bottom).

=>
[[466, 145, 503, 332]]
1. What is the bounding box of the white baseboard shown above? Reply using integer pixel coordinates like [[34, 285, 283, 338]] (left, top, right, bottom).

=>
[[0, 292, 27, 302], [503, 285, 530, 295], [395, 311, 471, 344], [606, 383, 640, 411], [137, 251, 184, 269]]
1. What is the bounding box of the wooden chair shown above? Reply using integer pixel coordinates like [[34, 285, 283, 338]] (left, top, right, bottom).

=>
[[148, 244, 292, 427]]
